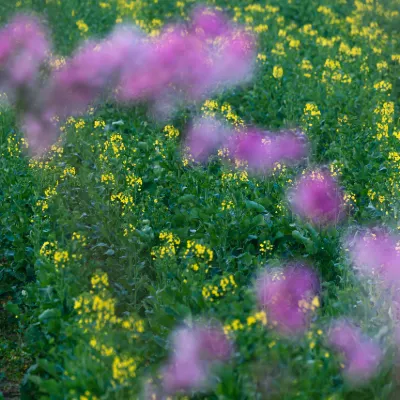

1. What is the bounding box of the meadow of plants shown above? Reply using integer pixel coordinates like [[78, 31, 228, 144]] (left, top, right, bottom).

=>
[[0, 0, 400, 399]]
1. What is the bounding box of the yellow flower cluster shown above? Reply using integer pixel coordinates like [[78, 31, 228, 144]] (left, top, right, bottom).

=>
[[221, 170, 249, 185], [40, 241, 58, 257], [101, 173, 115, 184], [184, 240, 213, 263], [61, 166, 76, 178], [91, 271, 109, 289], [298, 296, 320, 313], [74, 271, 145, 335], [374, 101, 394, 140], [53, 250, 69, 270], [76, 19, 89, 34], [224, 311, 267, 335], [201, 100, 244, 128], [3, 134, 27, 157], [303, 103, 321, 127], [163, 125, 180, 139], [339, 42, 362, 57], [126, 173, 142, 190], [151, 231, 180, 259], [374, 80, 392, 93], [259, 240, 273, 254], [300, 59, 313, 78], [221, 200, 234, 211], [100, 133, 126, 162], [123, 224, 135, 237], [110, 192, 134, 215], [94, 120, 106, 129], [272, 65, 284, 79], [112, 356, 137, 384], [202, 274, 237, 302]]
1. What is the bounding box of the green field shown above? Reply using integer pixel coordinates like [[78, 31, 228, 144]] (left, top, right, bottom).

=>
[[1, 0, 400, 399]]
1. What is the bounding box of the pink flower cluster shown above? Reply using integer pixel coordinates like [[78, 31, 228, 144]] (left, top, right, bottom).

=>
[[162, 323, 232, 394], [118, 8, 255, 107], [0, 15, 49, 94], [256, 264, 319, 334], [328, 320, 382, 384], [289, 171, 343, 225], [185, 116, 307, 171], [0, 8, 255, 154], [349, 231, 400, 283]]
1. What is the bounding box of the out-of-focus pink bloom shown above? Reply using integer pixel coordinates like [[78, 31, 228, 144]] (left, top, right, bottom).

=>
[[185, 117, 230, 162], [118, 13, 255, 105], [162, 323, 232, 394], [0, 15, 49, 89], [256, 264, 319, 334], [47, 28, 143, 117], [328, 320, 382, 384], [22, 113, 59, 155], [228, 129, 306, 172], [274, 131, 308, 161], [191, 7, 228, 39], [206, 29, 255, 90], [349, 231, 400, 282], [228, 130, 272, 171], [289, 171, 343, 224]]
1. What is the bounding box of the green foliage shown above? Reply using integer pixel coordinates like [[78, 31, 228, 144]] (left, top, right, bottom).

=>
[[1, 0, 400, 399]]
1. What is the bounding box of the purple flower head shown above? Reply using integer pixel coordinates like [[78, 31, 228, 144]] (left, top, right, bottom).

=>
[[349, 231, 400, 283], [328, 320, 382, 384], [22, 112, 59, 155], [228, 129, 307, 173], [290, 171, 343, 224], [191, 7, 228, 39], [0, 15, 49, 90], [274, 131, 308, 162], [185, 117, 230, 162], [162, 323, 232, 394], [229, 130, 272, 171], [206, 29, 256, 90], [256, 264, 319, 334]]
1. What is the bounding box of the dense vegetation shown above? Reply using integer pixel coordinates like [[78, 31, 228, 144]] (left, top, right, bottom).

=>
[[1, 0, 400, 399]]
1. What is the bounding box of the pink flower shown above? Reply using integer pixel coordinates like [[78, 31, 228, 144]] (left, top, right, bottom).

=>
[[206, 29, 256, 90], [22, 113, 59, 155], [228, 130, 272, 171], [0, 15, 49, 89], [256, 264, 319, 334], [185, 117, 230, 162], [162, 323, 232, 394], [289, 171, 343, 224], [349, 231, 400, 282], [191, 7, 228, 39], [328, 320, 382, 384], [228, 129, 306, 172], [48, 28, 141, 117]]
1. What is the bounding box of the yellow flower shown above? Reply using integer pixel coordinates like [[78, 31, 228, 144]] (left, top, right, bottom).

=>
[[273, 65, 284, 79], [76, 20, 89, 33]]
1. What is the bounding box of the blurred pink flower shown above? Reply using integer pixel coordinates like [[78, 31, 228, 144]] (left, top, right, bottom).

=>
[[228, 129, 306, 172], [328, 320, 382, 384], [207, 29, 255, 90], [289, 171, 343, 224], [162, 323, 232, 394], [22, 113, 59, 155], [0, 15, 49, 90], [349, 231, 400, 282], [185, 117, 230, 162], [191, 7, 228, 39], [48, 28, 143, 117], [256, 264, 319, 334], [228, 130, 272, 171]]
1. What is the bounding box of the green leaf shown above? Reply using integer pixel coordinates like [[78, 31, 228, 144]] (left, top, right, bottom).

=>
[[245, 200, 266, 213]]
